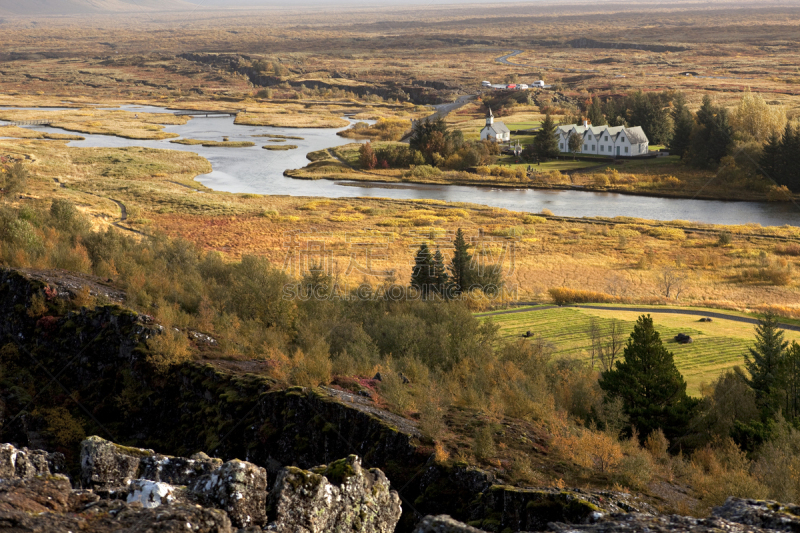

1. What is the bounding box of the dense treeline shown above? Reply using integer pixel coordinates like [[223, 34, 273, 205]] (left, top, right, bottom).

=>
[[359, 117, 499, 171], [554, 89, 797, 193]]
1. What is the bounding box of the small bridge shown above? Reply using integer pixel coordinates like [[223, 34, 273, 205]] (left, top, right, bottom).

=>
[[1, 120, 52, 127], [173, 110, 240, 118]]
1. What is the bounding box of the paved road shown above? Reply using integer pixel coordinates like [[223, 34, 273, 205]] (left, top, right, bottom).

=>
[[429, 94, 476, 119], [479, 304, 800, 333]]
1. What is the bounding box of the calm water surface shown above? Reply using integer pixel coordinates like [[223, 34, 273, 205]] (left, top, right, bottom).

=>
[[2, 105, 798, 227]]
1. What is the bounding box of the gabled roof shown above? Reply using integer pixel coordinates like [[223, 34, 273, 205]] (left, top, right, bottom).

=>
[[483, 122, 510, 134], [624, 126, 648, 144], [556, 124, 648, 144]]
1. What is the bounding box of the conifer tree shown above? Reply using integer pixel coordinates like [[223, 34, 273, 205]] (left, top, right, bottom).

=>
[[432, 249, 449, 296], [599, 314, 696, 442], [587, 96, 607, 127], [781, 342, 800, 422], [669, 92, 695, 159], [759, 130, 782, 182], [688, 96, 734, 168], [533, 113, 560, 161], [411, 243, 434, 297], [743, 312, 788, 413], [449, 228, 472, 294], [773, 123, 800, 192]]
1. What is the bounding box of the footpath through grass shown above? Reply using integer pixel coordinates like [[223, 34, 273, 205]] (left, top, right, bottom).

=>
[[482, 306, 800, 396]]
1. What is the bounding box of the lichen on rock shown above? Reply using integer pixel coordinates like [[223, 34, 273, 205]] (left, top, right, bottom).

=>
[[0, 442, 64, 480], [189, 458, 268, 529], [267, 454, 401, 533]]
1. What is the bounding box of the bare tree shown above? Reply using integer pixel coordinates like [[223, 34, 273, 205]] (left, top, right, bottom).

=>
[[588, 317, 601, 369], [599, 319, 625, 372], [659, 266, 686, 299], [589, 317, 626, 372], [568, 131, 583, 160]]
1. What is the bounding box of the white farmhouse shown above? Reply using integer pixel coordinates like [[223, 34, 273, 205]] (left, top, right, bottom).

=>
[[557, 121, 649, 157], [480, 108, 510, 143]]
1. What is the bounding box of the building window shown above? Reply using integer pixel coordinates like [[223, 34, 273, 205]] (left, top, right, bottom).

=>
[[608, 146, 612, 152], [592, 145, 595, 150], [600, 145, 604, 152], [604, 136, 608, 141], [625, 147, 629, 153], [583, 144, 587, 151], [560, 143, 563, 149]]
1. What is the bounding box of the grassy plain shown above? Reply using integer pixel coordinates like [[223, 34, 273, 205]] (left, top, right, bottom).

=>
[[482, 306, 800, 396]]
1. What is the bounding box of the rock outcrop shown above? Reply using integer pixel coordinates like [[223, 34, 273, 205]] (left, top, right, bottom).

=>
[[547, 512, 778, 533], [190, 459, 268, 528], [0, 442, 64, 480], [713, 497, 800, 532], [81, 436, 267, 528], [416, 507, 800, 533], [267, 455, 402, 533], [0, 475, 233, 532], [81, 435, 224, 492], [468, 485, 654, 532], [414, 515, 486, 532]]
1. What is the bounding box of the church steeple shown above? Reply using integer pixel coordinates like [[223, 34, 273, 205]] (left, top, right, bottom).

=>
[[486, 107, 494, 126]]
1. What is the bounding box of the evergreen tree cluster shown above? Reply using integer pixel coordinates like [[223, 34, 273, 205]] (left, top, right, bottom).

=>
[[759, 123, 800, 192], [410, 228, 503, 299]]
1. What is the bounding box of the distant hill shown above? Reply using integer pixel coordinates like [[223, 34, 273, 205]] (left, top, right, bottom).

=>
[[0, 0, 197, 16]]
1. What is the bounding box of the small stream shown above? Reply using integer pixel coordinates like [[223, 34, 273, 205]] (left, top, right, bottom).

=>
[[1, 105, 798, 227]]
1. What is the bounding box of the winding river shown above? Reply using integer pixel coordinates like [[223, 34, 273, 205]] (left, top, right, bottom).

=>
[[2, 105, 798, 227]]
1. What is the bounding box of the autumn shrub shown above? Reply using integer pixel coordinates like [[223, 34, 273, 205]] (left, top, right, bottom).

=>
[[146, 328, 193, 373], [473, 426, 496, 461], [289, 345, 332, 388], [405, 165, 442, 179], [552, 423, 623, 474], [689, 438, 769, 511], [27, 292, 48, 318], [548, 287, 617, 305], [752, 424, 800, 502], [767, 185, 793, 202], [522, 215, 546, 224], [594, 174, 610, 186], [775, 243, 800, 256], [616, 435, 655, 490], [648, 227, 686, 241], [378, 371, 415, 414]]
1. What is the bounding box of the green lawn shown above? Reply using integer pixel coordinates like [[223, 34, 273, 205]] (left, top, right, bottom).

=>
[[481, 306, 800, 396], [649, 145, 666, 151], [506, 121, 541, 130], [585, 155, 682, 173], [494, 156, 601, 171]]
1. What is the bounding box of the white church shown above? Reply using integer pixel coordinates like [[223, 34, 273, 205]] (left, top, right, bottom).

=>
[[557, 121, 649, 157], [479, 108, 510, 142]]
